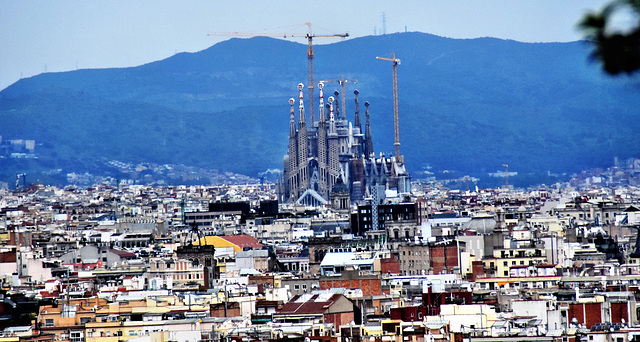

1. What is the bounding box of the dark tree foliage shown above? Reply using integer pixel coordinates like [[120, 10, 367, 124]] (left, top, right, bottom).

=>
[[579, 0, 640, 75]]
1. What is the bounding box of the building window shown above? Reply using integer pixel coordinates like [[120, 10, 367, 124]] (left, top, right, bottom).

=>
[[70, 332, 83, 342], [45, 319, 54, 326]]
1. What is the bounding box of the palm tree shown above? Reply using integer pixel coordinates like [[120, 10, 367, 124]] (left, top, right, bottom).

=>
[[579, 0, 640, 74]]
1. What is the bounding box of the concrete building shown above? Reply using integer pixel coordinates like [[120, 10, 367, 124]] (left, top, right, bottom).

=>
[[273, 293, 357, 327], [398, 243, 430, 276]]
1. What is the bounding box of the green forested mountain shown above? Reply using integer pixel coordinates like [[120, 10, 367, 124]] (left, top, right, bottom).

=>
[[1, 33, 639, 187]]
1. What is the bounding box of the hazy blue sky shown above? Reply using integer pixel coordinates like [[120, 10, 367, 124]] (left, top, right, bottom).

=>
[[0, 0, 615, 90]]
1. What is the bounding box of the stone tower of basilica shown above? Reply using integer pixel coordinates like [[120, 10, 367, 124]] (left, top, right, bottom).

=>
[[279, 82, 410, 206]]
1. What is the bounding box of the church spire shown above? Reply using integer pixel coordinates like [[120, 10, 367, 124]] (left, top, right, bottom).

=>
[[298, 83, 306, 124], [353, 89, 361, 129], [287, 97, 298, 201], [364, 101, 374, 158], [317, 83, 328, 198], [333, 90, 340, 120], [327, 95, 339, 197], [352, 89, 363, 157], [328, 96, 336, 134], [289, 98, 296, 137], [319, 81, 325, 109], [297, 83, 309, 194]]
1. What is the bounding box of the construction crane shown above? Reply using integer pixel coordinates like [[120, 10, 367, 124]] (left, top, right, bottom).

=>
[[376, 52, 402, 163], [209, 23, 348, 123], [318, 75, 357, 119]]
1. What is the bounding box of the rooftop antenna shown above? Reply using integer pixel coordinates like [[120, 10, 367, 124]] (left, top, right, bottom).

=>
[[382, 12, 387, 35]]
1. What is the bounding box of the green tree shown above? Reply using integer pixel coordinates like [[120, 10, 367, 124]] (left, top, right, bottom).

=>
[[579, 0, 640, 74]]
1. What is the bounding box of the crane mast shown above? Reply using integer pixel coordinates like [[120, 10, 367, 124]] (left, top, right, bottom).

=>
[[376, 52, 402, 163], [306, 23, 316, 123], [318, 75, 357, 119], [209, 23, 348, 124]]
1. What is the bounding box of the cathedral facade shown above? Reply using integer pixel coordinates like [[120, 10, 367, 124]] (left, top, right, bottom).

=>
[[279, 82, 410, 206]]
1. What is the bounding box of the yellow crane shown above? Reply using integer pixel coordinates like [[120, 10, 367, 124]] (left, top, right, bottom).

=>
[[376, 52, 402, 163], [318, 75, 357, 119], [209, 23, 348, 123]]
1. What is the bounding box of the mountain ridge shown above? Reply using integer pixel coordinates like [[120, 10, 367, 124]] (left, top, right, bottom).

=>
[[1, 32, 639, 187]]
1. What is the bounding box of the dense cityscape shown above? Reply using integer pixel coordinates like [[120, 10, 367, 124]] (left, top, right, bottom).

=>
[[3, 117, 640, 342], [2, 4, 640, 340]]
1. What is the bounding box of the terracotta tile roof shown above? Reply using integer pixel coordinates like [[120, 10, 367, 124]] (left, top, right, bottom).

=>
[[109, 249, 136, 258], [276, 293, 344, 315], [219, 234, 263, 249]]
